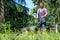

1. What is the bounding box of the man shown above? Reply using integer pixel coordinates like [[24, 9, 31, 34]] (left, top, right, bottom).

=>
[[37, 2, 48, 31]]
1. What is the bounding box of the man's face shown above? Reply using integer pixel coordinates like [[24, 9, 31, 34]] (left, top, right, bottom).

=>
[[40, 3, 44, 8]]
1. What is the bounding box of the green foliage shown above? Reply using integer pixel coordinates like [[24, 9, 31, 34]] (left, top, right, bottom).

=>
[[0, 30, 60, 40], [1, 0, 35, 30], [1, 22, 11, 32]]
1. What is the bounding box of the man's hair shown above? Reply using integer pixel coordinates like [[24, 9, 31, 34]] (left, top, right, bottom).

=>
[[40, 2, 44, 5]]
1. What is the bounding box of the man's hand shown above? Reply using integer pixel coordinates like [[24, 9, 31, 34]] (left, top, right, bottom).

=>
[[37, 14, 38, 18], [41, 16, 44, 18], [37, 16, 38, 18]]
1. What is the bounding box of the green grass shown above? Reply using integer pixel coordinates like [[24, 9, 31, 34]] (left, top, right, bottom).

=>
[[0, 30, 60, 40]]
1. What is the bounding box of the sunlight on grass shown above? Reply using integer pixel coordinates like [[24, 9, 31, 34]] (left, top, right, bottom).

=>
[[0, 30, 60, 40]]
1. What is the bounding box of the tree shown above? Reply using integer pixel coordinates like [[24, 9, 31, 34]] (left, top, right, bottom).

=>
[[0, 0, 5, 24], [0, 0, 34, 31]]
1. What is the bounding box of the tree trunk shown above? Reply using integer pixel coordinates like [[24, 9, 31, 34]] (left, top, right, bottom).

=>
[[0, 0, 5, 24], [57, 7, 60, 22]]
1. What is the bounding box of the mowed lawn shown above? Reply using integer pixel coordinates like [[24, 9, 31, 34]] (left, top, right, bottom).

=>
[[0, 30, 60, 40]]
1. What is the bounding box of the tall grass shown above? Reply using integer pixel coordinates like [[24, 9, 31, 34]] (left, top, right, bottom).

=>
[[0, 30, 60, 40]]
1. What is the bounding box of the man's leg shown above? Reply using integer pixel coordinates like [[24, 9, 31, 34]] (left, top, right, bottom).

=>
[[42, 22, 46, 28], [42, 22, 46, 32], [40, 21, 42, 30]]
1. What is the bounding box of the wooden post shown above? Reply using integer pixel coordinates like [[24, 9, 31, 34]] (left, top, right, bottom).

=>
[[56, 24, 58, 33], [50, 24, 58, 33]]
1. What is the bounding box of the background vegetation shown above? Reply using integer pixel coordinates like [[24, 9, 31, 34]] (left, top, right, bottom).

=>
[[0, 0, 60, 40]]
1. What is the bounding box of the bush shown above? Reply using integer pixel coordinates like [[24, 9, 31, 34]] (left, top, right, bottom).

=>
[[2, 22, 11, 32]]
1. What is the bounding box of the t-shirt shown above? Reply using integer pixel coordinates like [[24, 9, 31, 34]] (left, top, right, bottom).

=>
[[37, 8, 48, 22]]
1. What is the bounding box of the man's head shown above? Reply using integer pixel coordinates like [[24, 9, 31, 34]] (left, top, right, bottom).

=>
[[40, 2, 44, 8]]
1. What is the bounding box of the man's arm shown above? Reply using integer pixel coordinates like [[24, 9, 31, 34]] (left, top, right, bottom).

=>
[[37, 13, 38, 18], [37, 9, 40, 18]]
